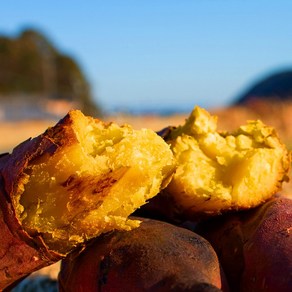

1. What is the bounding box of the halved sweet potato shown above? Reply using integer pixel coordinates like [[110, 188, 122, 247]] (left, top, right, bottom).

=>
[[59, 218, 228, 291], [0, 110, 175, 290], [160, 106, 290, 216]]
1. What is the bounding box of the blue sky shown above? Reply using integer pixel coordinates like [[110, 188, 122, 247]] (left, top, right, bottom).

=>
[[1, 0, 292, 113]]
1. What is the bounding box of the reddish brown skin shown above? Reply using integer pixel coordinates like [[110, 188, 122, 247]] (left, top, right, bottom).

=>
[[0, 112, 79, 290], [241, 197, 292, 291], [59, 218, 227, 292], [198, 197, 292, 292]]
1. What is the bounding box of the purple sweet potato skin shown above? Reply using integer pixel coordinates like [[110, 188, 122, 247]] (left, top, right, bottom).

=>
[[198, 197, 292, 292], [59, 218, 227, 292]]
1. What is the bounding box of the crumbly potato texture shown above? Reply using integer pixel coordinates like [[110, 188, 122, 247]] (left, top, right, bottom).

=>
[[165, 106, 291, 214], [13, 110, 175, 254]]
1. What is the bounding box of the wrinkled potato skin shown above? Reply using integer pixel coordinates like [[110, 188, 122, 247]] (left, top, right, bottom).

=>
[[197, 197, 292, 292], [59, 218, 227, 292], [0, 138, 62, 290]]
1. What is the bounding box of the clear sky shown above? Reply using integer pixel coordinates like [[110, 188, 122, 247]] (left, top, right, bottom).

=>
[[1, 0, 292, 113]]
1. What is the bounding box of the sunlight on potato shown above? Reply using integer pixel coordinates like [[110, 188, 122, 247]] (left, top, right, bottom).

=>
[[165, 106, 291, 214], [14, 110, 175, 254]]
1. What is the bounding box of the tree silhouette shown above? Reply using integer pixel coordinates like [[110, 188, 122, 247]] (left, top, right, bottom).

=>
[[0, 28, 102, 117]]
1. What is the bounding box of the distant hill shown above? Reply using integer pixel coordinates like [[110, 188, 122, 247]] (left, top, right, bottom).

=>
[[234, 69, 292, 105], [0, 28, 102, 118]]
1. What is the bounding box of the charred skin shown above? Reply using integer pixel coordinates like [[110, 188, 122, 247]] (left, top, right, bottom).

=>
[[0, 110, 175, 290]]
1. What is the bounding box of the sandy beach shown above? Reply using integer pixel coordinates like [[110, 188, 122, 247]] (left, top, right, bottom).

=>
[[1, 104, 292, 151]]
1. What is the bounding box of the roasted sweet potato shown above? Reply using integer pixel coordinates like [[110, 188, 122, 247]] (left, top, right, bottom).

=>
[[156, 106, 291, 217], [197, 196, 292, 292], [0, 110, 175, 290], [59, 218, 228, 292]]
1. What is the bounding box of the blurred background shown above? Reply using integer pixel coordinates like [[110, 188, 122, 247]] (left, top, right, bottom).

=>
[[1, 0, 292, 151]]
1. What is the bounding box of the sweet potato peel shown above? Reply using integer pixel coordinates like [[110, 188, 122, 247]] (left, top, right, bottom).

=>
[[0, 137, 62, 290]]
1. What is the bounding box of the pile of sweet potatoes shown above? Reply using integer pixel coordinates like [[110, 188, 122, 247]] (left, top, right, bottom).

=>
[[0, 108, 291, 291], [58, 196, 291, 292], [57, 107, 292, 291]]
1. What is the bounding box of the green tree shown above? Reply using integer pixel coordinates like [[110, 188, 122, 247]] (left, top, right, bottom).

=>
[[0, 28, 102, 117]]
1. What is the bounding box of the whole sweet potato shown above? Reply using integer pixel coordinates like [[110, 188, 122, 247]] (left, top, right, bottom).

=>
[[197, 197, 292, 292], [59, 218, 228, 292]]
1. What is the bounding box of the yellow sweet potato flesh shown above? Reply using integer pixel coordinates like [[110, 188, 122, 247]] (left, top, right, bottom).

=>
[[14, 110, 175, 253], [166, 106, 291, 214]]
